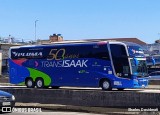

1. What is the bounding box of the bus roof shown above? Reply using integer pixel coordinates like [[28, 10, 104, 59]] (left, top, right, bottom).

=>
[[10, 40, 108, 49], [9, 40, 141, 49]]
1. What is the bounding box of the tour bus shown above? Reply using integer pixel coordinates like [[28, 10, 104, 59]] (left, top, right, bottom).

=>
[[8, 40, 148, 90], [146, 55, 160, 66]]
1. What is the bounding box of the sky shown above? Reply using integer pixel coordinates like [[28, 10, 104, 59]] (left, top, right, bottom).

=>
[[0, 0, 160, 44]]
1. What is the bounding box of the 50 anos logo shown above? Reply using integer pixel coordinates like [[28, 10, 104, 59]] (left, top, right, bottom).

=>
[[47, 49, 65, 60], [47, 48, 79, 60]]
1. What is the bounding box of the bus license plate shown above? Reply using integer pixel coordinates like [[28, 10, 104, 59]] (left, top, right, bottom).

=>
[[2, 102, 11, 106]]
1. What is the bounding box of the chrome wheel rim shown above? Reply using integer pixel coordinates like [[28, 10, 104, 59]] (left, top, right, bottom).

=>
[[37, 80, 43, 87], [103, 81, 109, 89], [27, 80, 33, 87]]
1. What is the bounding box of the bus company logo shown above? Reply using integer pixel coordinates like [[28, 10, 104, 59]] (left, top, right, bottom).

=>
[[131, 49, 144, 54], [44, 48, 88, 68], [41, 60, 88, 68], [12, 52, 43, 57]]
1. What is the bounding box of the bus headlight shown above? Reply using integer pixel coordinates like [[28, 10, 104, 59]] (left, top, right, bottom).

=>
[[12, 95, 15, 101]]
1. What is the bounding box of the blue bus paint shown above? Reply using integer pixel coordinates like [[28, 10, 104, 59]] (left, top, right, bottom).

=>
[[9, 59, 30, 84], [8, 41, 148, 90]]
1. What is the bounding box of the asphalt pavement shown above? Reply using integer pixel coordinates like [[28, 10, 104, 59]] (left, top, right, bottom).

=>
[[6, 112, 107, 115]]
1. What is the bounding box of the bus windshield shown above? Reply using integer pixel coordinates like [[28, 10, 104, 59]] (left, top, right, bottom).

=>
[[130, 59, 148, 77], [128, 46, 148, 77], [128, 46, 145, 58]]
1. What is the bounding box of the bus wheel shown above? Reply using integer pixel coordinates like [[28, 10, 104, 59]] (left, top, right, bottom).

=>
[[25, 78, 35, 88], [35, 78, 44, 88], [101, 80, 112, 91]]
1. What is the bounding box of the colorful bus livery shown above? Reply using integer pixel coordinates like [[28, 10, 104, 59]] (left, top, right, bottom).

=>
[[9, 41, 148, 90]]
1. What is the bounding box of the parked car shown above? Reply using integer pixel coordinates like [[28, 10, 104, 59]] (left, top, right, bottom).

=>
[[0, 90, 15, 113], [148, 71, 160, 80]]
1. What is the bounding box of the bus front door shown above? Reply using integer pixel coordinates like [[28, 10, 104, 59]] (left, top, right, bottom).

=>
[[109, 44, 131, 79]]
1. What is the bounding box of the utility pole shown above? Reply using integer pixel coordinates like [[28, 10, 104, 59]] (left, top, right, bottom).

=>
[[35, 20, 39, 42]]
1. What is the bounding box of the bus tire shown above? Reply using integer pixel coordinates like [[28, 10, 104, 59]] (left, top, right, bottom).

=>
[[35, 78, 44, 88], [100, 79, 112, 91], [25, 78, 35, 88]]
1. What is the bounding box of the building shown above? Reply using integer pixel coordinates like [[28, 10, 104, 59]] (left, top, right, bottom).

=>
[[49, 34, 63, 42], [37, 34, 63, 44], [39, 37, 146, 45], [84, 38, 147, 45], [0, 43, 22, 75]]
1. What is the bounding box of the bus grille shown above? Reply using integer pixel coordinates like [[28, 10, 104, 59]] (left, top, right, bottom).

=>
[[0, 96, 10, 101]]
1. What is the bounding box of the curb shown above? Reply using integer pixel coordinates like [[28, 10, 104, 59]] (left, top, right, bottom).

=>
[[15, 103, 160, 115], [15, 103, 139, 115]]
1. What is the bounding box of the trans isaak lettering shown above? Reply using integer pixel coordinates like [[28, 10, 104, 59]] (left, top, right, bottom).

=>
[[42, 60, 88, 68]]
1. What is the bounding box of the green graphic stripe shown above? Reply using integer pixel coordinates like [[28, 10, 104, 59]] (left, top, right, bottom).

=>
[[27, 68, 51, 86], [18, 82, 25, 85]]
